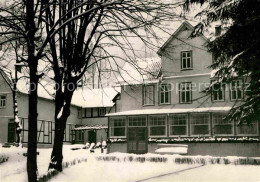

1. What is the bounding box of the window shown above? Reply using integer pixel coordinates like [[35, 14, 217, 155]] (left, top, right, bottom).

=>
[[129, 116, 146, 127], [64, 124, 75, 142], [213, 113, 233, 135], [181, 51, 192, 70], [149, 115, 166, 137], [84, 108, 93, 118], [110, 117, 126, 137], [236, 120, 258, 136], [77, 108, 81, 118], [169, 114, 188, 136], [159, 84, 170, 104], [98, 107, 106, 116], [36, 120, 52, 144], [143, 85, 154, 105], [0, 95, 6, 108], [230, 80, 243, 100], [179, 83, 192, 103], [190, 113, 210, 135], [212, 83, 225, 101]]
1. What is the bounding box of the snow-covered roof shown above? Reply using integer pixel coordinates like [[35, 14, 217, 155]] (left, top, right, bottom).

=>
[[73, 124, 108, 131], [106, 107, 232, 116], [116, 57, 161, 85], [72, 87, 120, 108], [0, 66, 120, 108]]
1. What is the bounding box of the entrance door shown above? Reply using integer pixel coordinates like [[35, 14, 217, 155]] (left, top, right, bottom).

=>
[[128, 127, 148, 154], [8, 122, 16, 143], [88, 130, 96, 143]]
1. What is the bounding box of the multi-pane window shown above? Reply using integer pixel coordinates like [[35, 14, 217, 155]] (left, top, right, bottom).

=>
[[143, 85, 154, 105], [84, 108, 93, 118], [230, 80, 243, 100], [169, 114, 188, 136], [0, 95, 6, 108], [179, 83, 192, 103], [36, 120, 52, 144], [212, 83, 224, 101], [181, 51, 192, 70], [129, 116, 146, 127], [110, 117, 126, 137], [159, 84, 170, 104], [213, 113, 233, 135], [236, 120, 258, 136], [149, 115, 166, 136], [64, 124, 75, 142], [98, 107, 106, 116], [190, 113, 210, 135]]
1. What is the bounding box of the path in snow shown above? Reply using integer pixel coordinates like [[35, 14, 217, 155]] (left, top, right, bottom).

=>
[[143, 164, 260, 182], [49, 161, 260, 182], [49, 161, 198, 182]]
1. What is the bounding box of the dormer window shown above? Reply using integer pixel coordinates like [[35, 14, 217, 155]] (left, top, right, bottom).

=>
[[181, 51, 192, 70]]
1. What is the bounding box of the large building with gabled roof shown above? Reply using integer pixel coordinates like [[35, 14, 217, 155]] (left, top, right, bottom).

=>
[[106, 21, 260, 156]]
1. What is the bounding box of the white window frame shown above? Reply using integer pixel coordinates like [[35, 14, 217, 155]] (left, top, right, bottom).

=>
[[148, 115, 167, 137], [0, 95, 7, 108], [212, 113, 234, 136], [236, 121, 259, 136], [159, 84, 171, 105], [128, 116, 147, 127], [110, 117, 126, 138], [98, 107, 106, 116], [181, 51, 192, 70], [190, 113, 210, 136], [169, 114, 188, 137], [230, 80, 243, 101], [143, 85, 154, 106], [212, 83, 225, 102], [179, 83, 192, 104]]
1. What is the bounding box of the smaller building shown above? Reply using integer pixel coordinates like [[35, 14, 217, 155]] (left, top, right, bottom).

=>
[[73, 88, 120, 144], [0, 66, 120, 146]]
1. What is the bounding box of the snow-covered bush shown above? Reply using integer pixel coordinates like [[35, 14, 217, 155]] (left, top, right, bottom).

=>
[[0, 154, 9, 165], [85, 142, 90, 149], [38, 158, 88, 182], [96, 142, 101, 148], [102, 141, 107, 149], [89, 143, 95, 150]]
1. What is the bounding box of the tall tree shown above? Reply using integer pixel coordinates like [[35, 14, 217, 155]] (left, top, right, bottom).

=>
[[1, 0, 56, 181], [184, 0, 260, 124], [42, 0, 184, 171], [0, 1, 41, 181]]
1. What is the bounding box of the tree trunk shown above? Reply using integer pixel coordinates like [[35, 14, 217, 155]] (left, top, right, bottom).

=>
[[27, 68, 39, 181], [25, 0, 38, 181], [49, 86, 74, 171], [49, 117, 67, 171]]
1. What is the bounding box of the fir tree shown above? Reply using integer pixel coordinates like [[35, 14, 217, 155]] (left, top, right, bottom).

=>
[[184, 0, 260, 124]]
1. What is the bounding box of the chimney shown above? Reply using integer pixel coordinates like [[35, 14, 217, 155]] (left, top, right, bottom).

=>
[[215, 25, 221, 36]]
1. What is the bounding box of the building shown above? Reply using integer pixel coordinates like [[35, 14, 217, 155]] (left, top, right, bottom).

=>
[[106, 21, 260, 156], [0, 67, 120, 146]]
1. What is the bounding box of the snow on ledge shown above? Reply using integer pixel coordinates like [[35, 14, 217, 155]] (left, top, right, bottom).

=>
[[155, 147, 188, 155], [106, 107, 232, 116]]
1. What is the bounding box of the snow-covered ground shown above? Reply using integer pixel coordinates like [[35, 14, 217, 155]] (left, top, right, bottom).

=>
[[0, 144, 103, 182], [1, 144, 260, 182]]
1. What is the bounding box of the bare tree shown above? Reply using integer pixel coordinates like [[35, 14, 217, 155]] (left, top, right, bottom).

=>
[[40, 0, 184, 171], [1, 0, 185, 178], [1, 1, 54, 181]]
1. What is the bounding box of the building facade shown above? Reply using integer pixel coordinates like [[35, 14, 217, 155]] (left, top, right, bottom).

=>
[[107, 21, 260, 156], [0, 68, 119, 146]]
